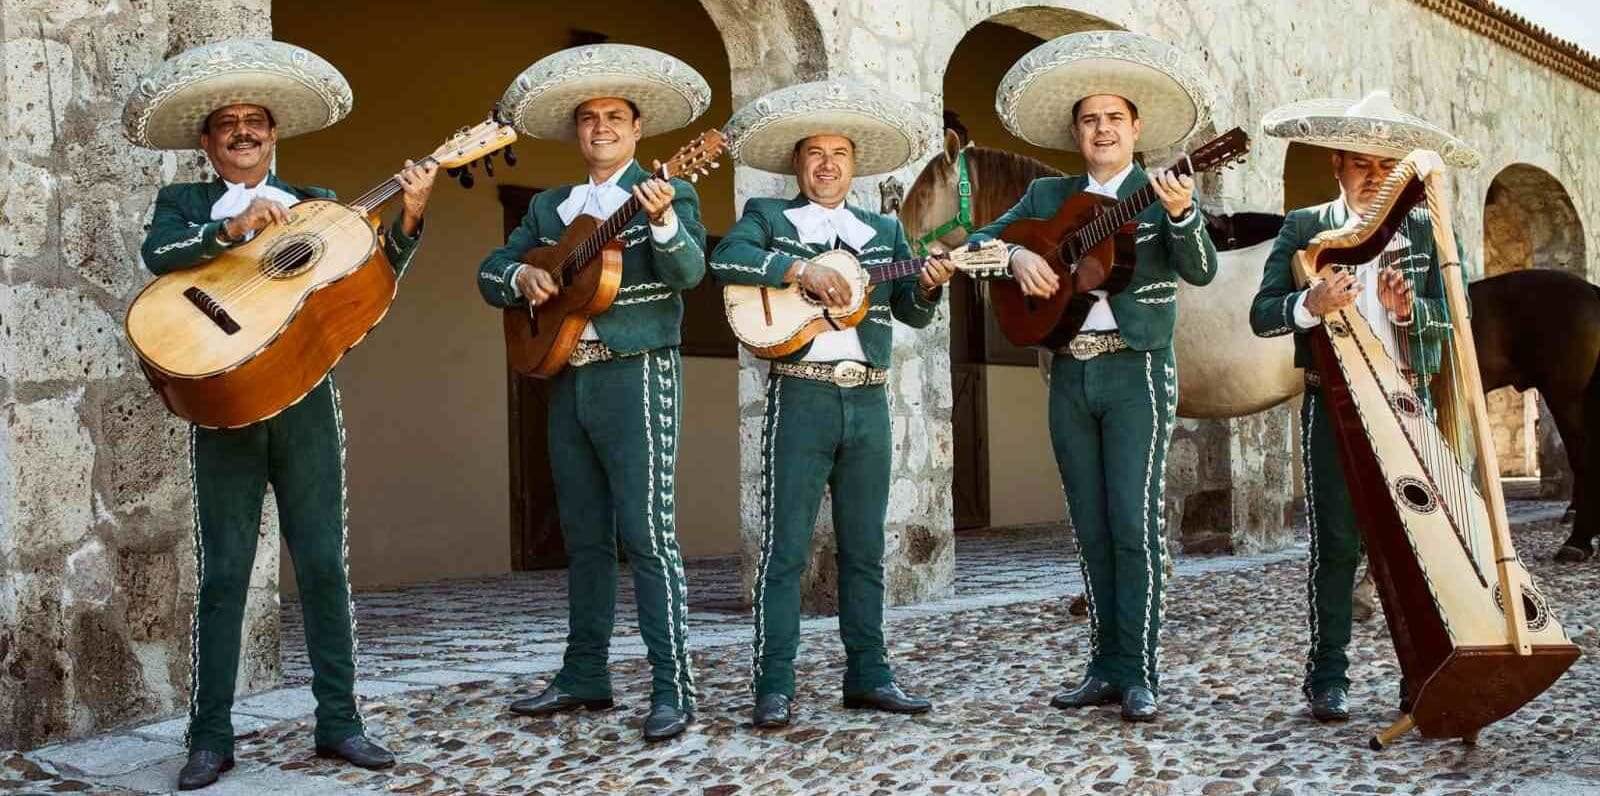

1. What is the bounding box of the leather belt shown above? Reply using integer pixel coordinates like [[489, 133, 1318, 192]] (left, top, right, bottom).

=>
[[771, 360, 888, 388], [1304, 368, 1425, 389], [568, 340, 617, 368], [1056, 331, 1130, 361]]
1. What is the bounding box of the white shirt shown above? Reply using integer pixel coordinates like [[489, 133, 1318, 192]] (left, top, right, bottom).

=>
[[783, 201, 878, 363], [1292, 194, 1413, 364], [210, 175, 301, 242], [515, 166, 679, 340]]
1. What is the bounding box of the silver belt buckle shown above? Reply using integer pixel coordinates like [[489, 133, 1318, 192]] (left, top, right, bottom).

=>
[[1067, 336, 1100, 361], [832, 361, 867, 388]]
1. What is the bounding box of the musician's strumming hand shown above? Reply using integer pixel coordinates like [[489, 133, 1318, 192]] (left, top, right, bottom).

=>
[[223, 197, 290, 242], [517, 266, 561, 307], [919, 248, 957, 292], [786, 260, 853, 310], [397, 159, 439, 237], [1009, 249, 1060, 298], [1151, 170, 1195, 219], [1378, 267, 1414, 321], [635, 167, 677, 226], [1304, 269, 1360, 317]]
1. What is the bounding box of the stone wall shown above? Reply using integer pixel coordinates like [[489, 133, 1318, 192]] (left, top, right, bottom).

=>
[[0, 0, 278, 751]]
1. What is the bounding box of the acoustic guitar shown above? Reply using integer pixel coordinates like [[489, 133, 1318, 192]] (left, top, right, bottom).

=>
[[990, 127, 1250, 348], [724, 240, 1009, 358], [126, 113, 518, 428], [502, 130, 726, 378]]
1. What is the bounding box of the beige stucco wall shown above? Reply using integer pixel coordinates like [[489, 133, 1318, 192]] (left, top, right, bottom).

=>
[[984, 365, 1065, 527]]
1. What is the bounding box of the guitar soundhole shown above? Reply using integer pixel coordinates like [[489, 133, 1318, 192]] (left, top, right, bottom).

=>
[[1394, 476, 1438, 514], [262, 235, 323, 278], [1494, 582, 1550, 631], [1391, 392, 1423, 418]]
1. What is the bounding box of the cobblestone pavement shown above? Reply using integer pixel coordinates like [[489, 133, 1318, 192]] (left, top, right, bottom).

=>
[[16, 502, 1600, 794]]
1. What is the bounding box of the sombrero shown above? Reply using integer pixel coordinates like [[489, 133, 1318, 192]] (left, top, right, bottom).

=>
[[723, 79, 929, 176], [499, 44, 711, 141], [1261, 89, 1481, 169]]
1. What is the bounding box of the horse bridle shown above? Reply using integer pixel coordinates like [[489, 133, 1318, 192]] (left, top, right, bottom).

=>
[[913, 148, 974, 256]]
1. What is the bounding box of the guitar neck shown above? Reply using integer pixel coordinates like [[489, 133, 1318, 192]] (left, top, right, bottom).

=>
[[1074, 158, 1197, 252], [559, 168, 670, 276], [349, 156, 438, 215], [864, 258, 926, 285]]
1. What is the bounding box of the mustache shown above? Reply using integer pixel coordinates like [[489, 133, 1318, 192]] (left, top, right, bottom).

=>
[[226, 134, 262, 148]]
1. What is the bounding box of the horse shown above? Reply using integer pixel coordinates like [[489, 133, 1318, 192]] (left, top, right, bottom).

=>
[[902, 130, 1600, 561]]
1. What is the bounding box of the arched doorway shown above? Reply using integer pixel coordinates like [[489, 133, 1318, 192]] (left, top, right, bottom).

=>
[[273, 0, 762, 588], [1482, 164, 1588, 498], [934, 6, 1118, 532]]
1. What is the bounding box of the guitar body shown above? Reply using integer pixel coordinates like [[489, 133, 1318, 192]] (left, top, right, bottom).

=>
[[502, 214, 624, 378], [990, 192, 1136, 348], [723, 249, 871, 359], [125, 199, 396, 429]]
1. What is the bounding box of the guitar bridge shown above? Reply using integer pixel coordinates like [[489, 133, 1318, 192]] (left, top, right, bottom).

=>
[[183, 287, 240, 335]]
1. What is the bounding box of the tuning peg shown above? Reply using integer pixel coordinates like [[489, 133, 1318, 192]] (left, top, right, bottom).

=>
[[503, 145, 517, 166], [483, 157, 495, 178], [689, 173, 699, 183], [710, 161, 721, 169]]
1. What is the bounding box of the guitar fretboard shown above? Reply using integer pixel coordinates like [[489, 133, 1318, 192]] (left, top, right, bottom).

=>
[[1071, 159, 1198, 255], [560, 168, 669, 277], [349, 155, 440, 215], [864, 258, 928, 284]]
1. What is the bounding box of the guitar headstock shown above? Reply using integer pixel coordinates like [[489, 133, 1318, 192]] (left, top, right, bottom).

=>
[[437, 108, 519, 188], [947, 239, 1012, 279], [658, 129, 726, 183], [1189, 127, 1250, 174]]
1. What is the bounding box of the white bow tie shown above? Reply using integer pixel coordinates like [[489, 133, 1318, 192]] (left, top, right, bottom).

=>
[[557, 179, 632, 225], [210, 178, 301, 241], [784, 202, 876, 251]]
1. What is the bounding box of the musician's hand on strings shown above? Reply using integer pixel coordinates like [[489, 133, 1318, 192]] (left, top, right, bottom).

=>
[[1378, 267, 1414, 321], [397, 159, 439, 237], [1304, 269, 1360, 317], [517, 266, 560, 306], [224, 197, 290, 241], [1009, 249, 1060, 298], [635, 170, 676, 226], [1152, 170, 1196, 219], [787, 260, 853, 310], [919, 250, 958, 292]]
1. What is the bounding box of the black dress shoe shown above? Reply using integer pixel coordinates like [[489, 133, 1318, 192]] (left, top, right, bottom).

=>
[[753, 693, 792, 728], [1051, 676, 1121, 709], [642, 703, 692, 742], [177, 750, 233, 790], [1121, 686, 1158, 722], [842, 682, 931, 714], [315, 735, 396, 769], [509, 683, 614, 717], [1309, 685, 1351, 722]]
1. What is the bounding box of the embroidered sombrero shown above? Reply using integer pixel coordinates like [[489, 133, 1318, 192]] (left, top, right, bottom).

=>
[[1261, 90, 1481, 169], [499, 44, 711, 141], [723, 79, 929, 176], [123, 38, 352, 150], [995, 30, 1214, 152]]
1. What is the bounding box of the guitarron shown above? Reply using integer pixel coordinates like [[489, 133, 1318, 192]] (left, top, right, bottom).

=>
[[723, 239, 1009, 358], [991, 127, 1250, 348], [126, 113, 518, 428], [503, 130, 725, 377], [1294, 151, 1580, 750]]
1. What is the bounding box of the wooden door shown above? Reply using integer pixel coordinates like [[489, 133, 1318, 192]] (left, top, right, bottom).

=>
[[950, 276, 991, 530]]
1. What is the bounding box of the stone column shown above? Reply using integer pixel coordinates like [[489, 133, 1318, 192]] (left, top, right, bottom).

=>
[[0, 0, 275, 751]]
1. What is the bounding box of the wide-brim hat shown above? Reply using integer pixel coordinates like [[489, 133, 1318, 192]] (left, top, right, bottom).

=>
[[1261, 90, 1480, 169], [724, 80, 929, 176], [499, 44, 710, 142], [996, 30, 1214, 152], [122, 39, 352, 150]]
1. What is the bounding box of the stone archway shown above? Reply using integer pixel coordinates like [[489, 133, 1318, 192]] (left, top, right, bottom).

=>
[[1482, 164, 1588, 498]]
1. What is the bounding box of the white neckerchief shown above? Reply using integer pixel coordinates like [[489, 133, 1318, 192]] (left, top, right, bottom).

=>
[[783, 200, 877, 252], [557, 165, 633, 226], [1077, 162, 1136, 331], [210, 176, 301, 241], [1083, 161, 1136, 199]]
